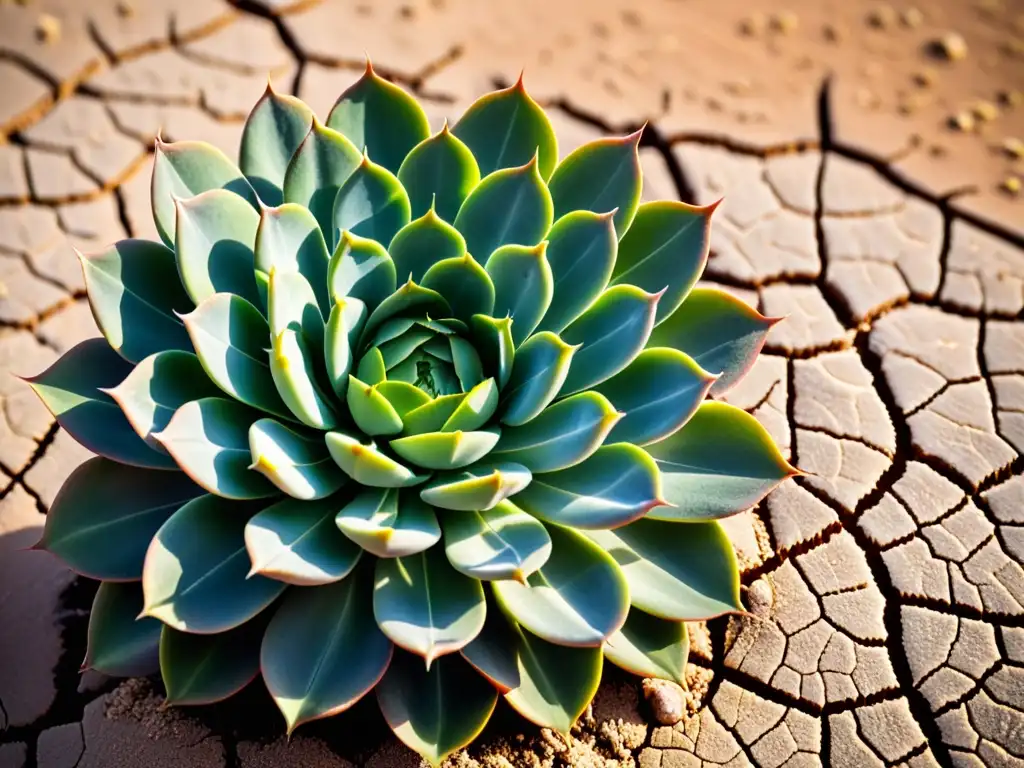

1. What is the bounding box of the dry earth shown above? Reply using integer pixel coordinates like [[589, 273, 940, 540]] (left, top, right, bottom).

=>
[[0, 0, 1022, 767]]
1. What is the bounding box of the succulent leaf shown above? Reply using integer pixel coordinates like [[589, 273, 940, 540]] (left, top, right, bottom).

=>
[[332, 155, 411, 247], [499, 331, 578, 426], [79, 239, 194, 363], [324, 297, 367, 398], [398, 126, 481, 221], [325, 431, 428, 488], [254, 203, 332, 315], [421, 254, 495, 324], [347, 375, 403, 436], [360, 279, 450, 342], [419, 462, 531, 512], [469, 314, 514, 389], [241, 85, 315, 207], [270, 328, 339, 429], [248, 418, 346, 499], [335, 488, 441, 558], [160, 616, 266, 705], [267, 262, 326, 351], [328, 231, 397, 311], [390, 428, 501, 470], [486, 243, 554, 347], [141, 494, 286, 632], [85, 581, 162, 676], [441, 377, 498, 432], [441, 500, 552, 582], [355, 347, 388, 385], [388, 208, 467, 283], [603, 608, 689, 686]]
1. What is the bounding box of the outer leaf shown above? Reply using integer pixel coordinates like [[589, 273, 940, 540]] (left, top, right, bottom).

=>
[[240, 84, 315, 206], [378, 651, 497, 767], [603, 609, 688, 686], [650, 287, 778, 395], [398, 125, 480, 220], [160, 615, 267, 705], [79, 239, 193, 363], [248, 418, 346, 500], [25, 339, 176, 469], [594, 348, 716, 446], [151, 138, 257, 247], [469, 314, 514, 389], [245, 496, 362, 585], [420, 462, 531, 512], [547, 131, 643, 237], [332, 155, 411, 248], [267, 267, 324, 355], [390, 428, 501, 471], [559, 284, 661, 396], [486, 242, 553, 347], [282, 118, 361, 248], [174, 189, 262, 309], [492, 392, 620, 472], [441, 377, 498, 432], [513, 444, 665, 529], [324, 296, 367, 398], [586, 517, 742, 620], [347, 375, 403, 436], [328, 231, 396, 311], [335, 488, 441, 558], [646, 401, 797, 521], [142, 494, 286, 633], [262, 565, 393, 733], [421, 254, 495, 324], [106, 350, 221, 449], [499, 332, 578, 426], [374, 545, 486, 663], [327, 62, 430, 174], [452, 78, 558, 180], [612, 200, 715, 324], [326, 431, 428, 488], [155, 398, 276, 499], [388, 207, 467, 284], [492, 524, 628, 647], [182, 293, 291, 420], [453, 158, 553, 263], [255, 203, 331, 315], [37, 457, 203, 580], [269, 328, 338, 429], [536, 210, 618, 334], [441, 500, 551, 582], [85, 581, 161, 676]]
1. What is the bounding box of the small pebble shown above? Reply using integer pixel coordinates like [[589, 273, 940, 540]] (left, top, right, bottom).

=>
[[115, 0, 133, 17], [1001, 176, 1022, 196], [935, 32, 969, 61], [899, 92, 933, 114], [1001, 137, 1024, 158], [912, 68, 936, 88], [949, 111, 976, 131], [901, 7, 924, 27], [35, 12, 59, 43], [642, 679, 686, 726], [770, 11, 799, 34], [867, 4, 897, 29], [738, 13, 766, 36], [998, 89, 1023, 107], [972, 100, 999, 121], [746, 578, 774, 617], [823, 23, 842, 42]]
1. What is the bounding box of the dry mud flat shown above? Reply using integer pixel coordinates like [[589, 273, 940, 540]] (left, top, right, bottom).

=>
[[0, 1, 1022, 767]]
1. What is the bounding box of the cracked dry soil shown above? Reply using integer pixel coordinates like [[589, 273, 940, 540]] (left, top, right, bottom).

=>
[[1, 0, 1023, 766]]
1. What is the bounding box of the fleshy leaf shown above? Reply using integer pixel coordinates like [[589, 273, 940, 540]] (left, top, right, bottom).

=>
[[390, 428, 501, 471], [492, 392, 620, 472], [152, 138, 258, 247], [254, 203, 332, 315], [262, 564, 393, 733], [469, 314, 514, 389], [248, 418, 346, 500], [245, 496, 362, 585], [449, 336, 484, 390], [612, 200, 715, 324], [378, 650, 497, 767], [398, 126, 481, 221], [421, 254, 495, 324], [356, 346, 387, 385], [240, 84, 315, 207], [267, 267, 324, 355], [174, 188, 262, 309], [182, 293, 291, 420], [441, 377, 499, 432], [335, 488, 441, 558], [79, 239, 193, 363], [327, 62, 430, 174], [376, 380, 431, 420], [486, 242, 553, 347], [492, 524, 628, 647], [106, 350, 221, 450], [360, 279, 450, 343], [513, 444, 664, 529], [328, 231, 397, 311], [420, 462, 531, 512], [155, 398, 276, 499], [603, 609, 688, 686], [142, 494, 285, 633], [38, 456, 203, 580], [25, 339, 176, 469], [282, 118, 362, 248], [586, 517, 742, 620], [558, 285, 661, 396], [374, 545, 486, 664], [388, 208, 467, 284], [347, 375, 403, 436], [650, 287, 778, 395], [161, 615, 267, 705], [452, 78, 558, 180], [547, 132, 643, 237], [85, 581, 161, 676], [400, 393, 463, 436], [535, 210, 618, 334], [499, 331, 578, 426], [332, 155, 411, 248], [326, 431, 428, 488], [594, 348, 716, 446], [453, 158, 553, 263], [646, 401, 797, 521], [269, 328, 338, 429], [324, 297, 367, 398], [441, 500, 551, 582]]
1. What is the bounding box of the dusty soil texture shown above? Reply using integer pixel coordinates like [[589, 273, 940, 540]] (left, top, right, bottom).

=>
[[0, 0, 1022, 767]]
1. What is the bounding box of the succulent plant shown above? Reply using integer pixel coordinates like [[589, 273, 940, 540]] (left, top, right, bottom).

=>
[[27, 64, 795, 765]]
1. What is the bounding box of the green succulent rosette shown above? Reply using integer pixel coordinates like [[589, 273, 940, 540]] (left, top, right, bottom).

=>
[[27, 63, 795, 765]]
